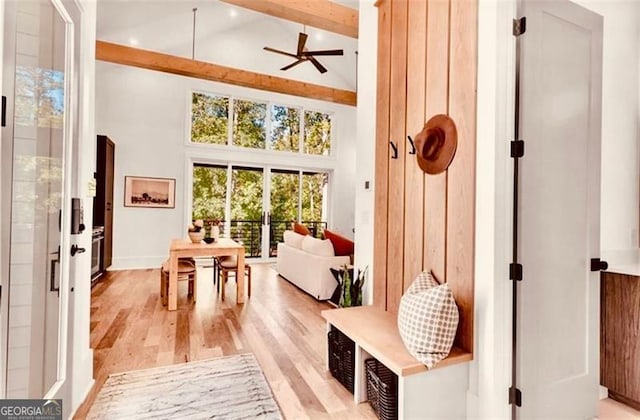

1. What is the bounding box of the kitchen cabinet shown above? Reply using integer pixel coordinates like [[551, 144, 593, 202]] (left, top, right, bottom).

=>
[[94, 135, 114, 270]]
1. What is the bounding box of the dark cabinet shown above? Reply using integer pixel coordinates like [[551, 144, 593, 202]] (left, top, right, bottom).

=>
[[601, 271, 640, 410], [94, 135, 114, 270]]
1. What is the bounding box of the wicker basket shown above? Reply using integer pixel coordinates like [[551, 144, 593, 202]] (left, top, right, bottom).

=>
[[365, 358, 398, 420], [327, 326, 355, 393]]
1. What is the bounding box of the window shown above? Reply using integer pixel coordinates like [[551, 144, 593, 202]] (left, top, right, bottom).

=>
[[233, 99, 266, 149], [304, 111, 332, 156], [190, 91, 332, 155], [270, 105, 300, 152], [191, 92, 229, 145]]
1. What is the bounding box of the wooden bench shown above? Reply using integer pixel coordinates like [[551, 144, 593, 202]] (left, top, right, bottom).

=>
[[322, 306, 472, 419]]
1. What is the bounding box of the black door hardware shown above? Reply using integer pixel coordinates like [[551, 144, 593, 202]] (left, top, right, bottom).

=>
[[71, 244, 85, 257], [590, 258, 608, 272]]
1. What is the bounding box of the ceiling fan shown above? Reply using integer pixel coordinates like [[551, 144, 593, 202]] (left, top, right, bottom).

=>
[[263, 32, 344, 74]]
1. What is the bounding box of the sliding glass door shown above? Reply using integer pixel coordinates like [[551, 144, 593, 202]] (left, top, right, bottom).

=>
[[192, 164, 329, 259]]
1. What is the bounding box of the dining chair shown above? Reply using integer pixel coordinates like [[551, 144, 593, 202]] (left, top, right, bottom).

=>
[[160, 258, 197, 305], [216, 255, 251, 301]]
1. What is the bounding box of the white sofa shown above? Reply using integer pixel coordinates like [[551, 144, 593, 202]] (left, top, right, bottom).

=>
[[276, 231, 350, 300]]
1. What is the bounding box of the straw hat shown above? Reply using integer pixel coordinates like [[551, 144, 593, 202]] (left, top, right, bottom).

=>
[[415, 114, 458, 175]]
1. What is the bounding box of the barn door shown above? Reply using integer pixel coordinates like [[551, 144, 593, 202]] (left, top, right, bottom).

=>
[[516, 0, 603, 417]]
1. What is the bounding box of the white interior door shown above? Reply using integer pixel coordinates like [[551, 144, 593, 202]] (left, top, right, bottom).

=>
[[517, 0, 603, 418]]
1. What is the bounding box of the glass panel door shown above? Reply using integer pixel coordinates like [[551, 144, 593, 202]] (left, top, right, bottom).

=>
[[230, 166, 264, 257], [268, 169, 299, 257], [192, 164, 227, 223], [3, 0, 72, 398], [301, 171, 329, 237]]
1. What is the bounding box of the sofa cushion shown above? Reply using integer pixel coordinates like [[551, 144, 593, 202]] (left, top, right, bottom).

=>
[[283, 230, 305, 249], [293, 222, 311, 236], [397, 273, 459, 369], [301, 235, 335, 257], [323, 229, 355, 256]]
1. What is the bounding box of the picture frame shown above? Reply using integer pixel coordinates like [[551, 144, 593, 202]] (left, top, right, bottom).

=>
[[124, 176, 176, 208]]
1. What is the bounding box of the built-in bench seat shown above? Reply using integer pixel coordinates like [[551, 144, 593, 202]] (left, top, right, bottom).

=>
[[321, 306, 472, 419]]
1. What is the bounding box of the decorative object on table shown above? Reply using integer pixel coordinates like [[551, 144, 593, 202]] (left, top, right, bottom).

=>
[[188, 219, 204, 243], [397, 271, 459, 368], [209, 219, 221, 241], [203, 237, 215, 244], [414, 114, 458, 175], [124, 176, 175, 208], [86, 353, 282, 419], [334, 264, 367, 308]]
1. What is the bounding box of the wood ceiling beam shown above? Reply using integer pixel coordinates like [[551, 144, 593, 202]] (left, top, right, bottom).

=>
[[95, 41, 356, 107], [219, 0, 358, 38]]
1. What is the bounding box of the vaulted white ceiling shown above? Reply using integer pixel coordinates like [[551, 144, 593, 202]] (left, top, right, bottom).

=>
[[96, 0, 359, 91]]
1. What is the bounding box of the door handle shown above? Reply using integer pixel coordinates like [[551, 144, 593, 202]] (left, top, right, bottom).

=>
[[266, 212, 271, 225], [50, 247, 60, 295], [2, 96, 7, 127], [71, 244, 85, 257], [590, 258, 608, 272], [260, 211, 265, 225]]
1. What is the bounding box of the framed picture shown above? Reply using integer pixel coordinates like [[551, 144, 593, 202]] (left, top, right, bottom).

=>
[[124, 176, 176, 208]]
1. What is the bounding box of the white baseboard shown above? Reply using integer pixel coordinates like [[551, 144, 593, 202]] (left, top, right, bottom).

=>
[[599, 385, 608, 400]]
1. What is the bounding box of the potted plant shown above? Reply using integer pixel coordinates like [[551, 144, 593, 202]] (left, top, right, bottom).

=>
[[339, 265, 367, 307]]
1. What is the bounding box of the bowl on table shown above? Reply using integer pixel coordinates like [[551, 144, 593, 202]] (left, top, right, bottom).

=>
[[203, 237, 215, 244]]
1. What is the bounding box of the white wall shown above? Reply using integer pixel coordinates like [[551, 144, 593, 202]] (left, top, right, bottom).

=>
[[575, 0, 640, 256], [95, 62, 356, 270]]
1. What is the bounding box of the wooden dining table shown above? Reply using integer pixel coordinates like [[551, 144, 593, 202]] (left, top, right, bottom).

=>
[[167, 237, 245, 310]]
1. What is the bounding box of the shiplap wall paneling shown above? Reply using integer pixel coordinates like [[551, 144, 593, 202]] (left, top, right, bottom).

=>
[[423, 0, 450, 284], [445, 0, 477, 354], [402, 0, 427, 293], [385, 0, 409, 314], [373, 0, 392, 310]]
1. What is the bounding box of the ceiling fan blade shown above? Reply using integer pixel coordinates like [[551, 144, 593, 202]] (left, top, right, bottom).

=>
[[264, 47, 298, 59], [297, 32, 308, 56], [308, 56, 327, 74], [280, 60, 305, 71], [302, 49, 344, 56]]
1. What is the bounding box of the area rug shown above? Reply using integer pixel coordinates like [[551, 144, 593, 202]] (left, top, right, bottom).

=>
[[87, 353, 282, 419]]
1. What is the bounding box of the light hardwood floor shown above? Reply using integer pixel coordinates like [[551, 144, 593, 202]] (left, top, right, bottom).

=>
[[74, 263, 376, 419], [75, 263, 638, 419]]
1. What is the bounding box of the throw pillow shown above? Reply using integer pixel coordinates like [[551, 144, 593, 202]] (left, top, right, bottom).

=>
[[406, 271, 440, 294], [301, 235, 335, 257], [397, 276, 459, 369], [293, 222, 311, 236], [323, 229, 355, 256], [283, 230, 304, 249]]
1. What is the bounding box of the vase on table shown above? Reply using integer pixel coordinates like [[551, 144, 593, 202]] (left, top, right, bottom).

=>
[[211, 225, 220, 241], [188, 230, 204, 243]]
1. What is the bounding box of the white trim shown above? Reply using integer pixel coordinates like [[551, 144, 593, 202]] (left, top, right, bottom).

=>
[[467, 0, 516, 418]]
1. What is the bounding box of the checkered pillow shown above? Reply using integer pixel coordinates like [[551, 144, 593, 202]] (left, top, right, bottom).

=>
[[397, 274, 459, 368], [406, 271, 440, 294]]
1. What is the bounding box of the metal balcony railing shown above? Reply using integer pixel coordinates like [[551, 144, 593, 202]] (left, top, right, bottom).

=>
[[201, 219, 327, 258]]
